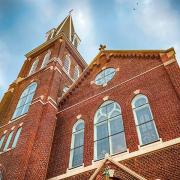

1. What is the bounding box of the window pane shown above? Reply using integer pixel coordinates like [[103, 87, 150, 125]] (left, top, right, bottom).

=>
[[105, 73, 115, 83], [17, 97, 27, 108], [95, 108, 107, 123], [75, 123, 84, 131], [134, 97, 147, 108], [22, 103, 30, 114], [104, 68, 115, 76], [139, 121, 159, 145], [109, 110, 121, 119], [110, 132, 126, 154], [96, 138, 109, 160], [3, 131, 14, 151], [96, 122, 108, 140], [109, 116, 124, 135], [12, 127, 22, 148], [95, 78, 105, 85], [74, 132, 84, 148], [135, 106, 152, 124], [106, 102, 114, 114], [95, 68, 116, 86], [21, 88, 29, 97], [72, 146, 83, 167], [12, 107, 23, 119], [29, 84, 37, 93], [26, 93, 34, 104]]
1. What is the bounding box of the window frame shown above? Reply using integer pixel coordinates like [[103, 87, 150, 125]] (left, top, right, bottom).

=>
[[64, 55, 71, 74], [12, 127, 22, 148], [73, 65, 80, 81], [3, 131, 14, 152], [28, 58, 39, 76], [94, 67, 116, 86], [11, 82, 37, 120], [69, 119, 85, 169], [132, 94, 159, 146], [94, 100, 127, 161], [41, 50, 51, 68]]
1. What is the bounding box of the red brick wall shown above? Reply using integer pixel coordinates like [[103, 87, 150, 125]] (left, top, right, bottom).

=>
[[0, 35, 86, 180], [47, 52, 180, 178]]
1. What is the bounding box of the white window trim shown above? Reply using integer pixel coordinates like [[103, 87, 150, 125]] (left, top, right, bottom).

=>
[[64, 55, 71, 74], [41, 50, 51, 68], [11, 82, 37, 120], [94, 100, 127, 161], [132, 94, 160, 146], [73, 65, 80, 81], [69, 120, 85, 169], [28, 58, 39, 76], [3, 130, 14, 151]]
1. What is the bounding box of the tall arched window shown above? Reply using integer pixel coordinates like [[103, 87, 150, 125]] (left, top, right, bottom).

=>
[[69, 120, 84, 168], [12, 127, 22, 148], [12, 82, 37, 120], [132, 94, 159, 145], [3, 131, 14, 151], [28, 58, 39, 76], [94, 100, 127, 160], [73, 66, 79, 81], [64, 55, 71, 74], [0, 134, 6, 151], [41, 50, 51, 68]]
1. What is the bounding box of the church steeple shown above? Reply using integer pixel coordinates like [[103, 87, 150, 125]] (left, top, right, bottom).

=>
[[45, 11, 81, 48]]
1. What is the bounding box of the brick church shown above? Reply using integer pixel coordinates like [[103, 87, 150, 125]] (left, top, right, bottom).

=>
[[0, 13, 180, 180]]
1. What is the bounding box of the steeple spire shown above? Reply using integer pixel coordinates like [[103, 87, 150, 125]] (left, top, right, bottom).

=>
[[45, 11, 81, 48]]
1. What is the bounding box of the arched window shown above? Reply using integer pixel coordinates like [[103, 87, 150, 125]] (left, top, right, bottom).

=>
[[41, 50, 51, 68], [3, 131, 14, 151], [64, 55, 71, 73], [132, 94, 159, 145], [94, 100, 126, 160], [0, 134, 6, 151], [28, 58, 39, 76], [73, 66, 79, 81], [12, 82, 37, 120], [12, 127, 22, 148], [69, 120, 84, 168]]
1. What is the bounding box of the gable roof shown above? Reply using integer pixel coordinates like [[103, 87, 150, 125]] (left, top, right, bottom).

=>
[[58, 47, 175, 107], [89, 155, 147, 180]]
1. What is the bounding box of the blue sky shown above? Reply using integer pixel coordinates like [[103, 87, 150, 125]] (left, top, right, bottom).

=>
[[0, 0, 180, 99]]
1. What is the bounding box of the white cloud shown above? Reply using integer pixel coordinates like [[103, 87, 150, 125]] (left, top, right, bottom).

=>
[[115, 0, 180, 64], [25, 0, 98, 63], [72, 3, 98, 63], [135, 0, 180, 63]]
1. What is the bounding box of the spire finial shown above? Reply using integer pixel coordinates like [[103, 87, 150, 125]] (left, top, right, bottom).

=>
[[69, 9, 74, 15]]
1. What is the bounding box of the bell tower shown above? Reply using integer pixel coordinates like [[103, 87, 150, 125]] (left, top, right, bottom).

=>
[[0, 13, 87, 180]]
